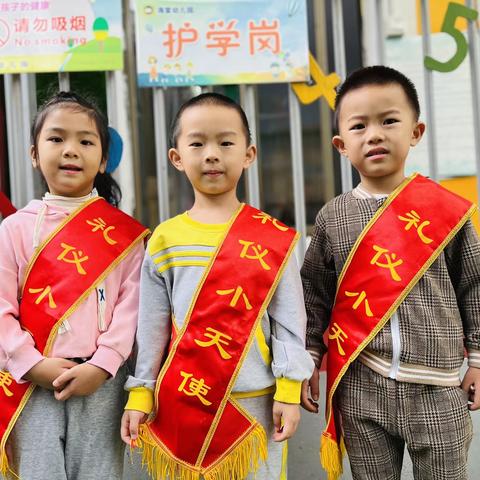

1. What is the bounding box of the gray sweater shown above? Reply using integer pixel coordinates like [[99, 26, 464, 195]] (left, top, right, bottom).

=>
[[126, 212, 314, 402]]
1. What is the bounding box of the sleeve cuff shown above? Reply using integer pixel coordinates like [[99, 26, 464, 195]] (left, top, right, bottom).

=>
[[273, 378, 302, 404], [467, 349, 480, 368], [307, 348, 322, 369], [88, 345, 124, 378], [7, 346, 44, 383], [125, 387, 154, 413]]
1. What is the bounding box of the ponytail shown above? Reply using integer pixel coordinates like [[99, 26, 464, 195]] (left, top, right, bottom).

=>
[[94, 172, 122, 207]]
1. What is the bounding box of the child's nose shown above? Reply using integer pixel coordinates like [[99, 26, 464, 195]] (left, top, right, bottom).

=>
[[62, 142, 79, 158], [367, 126, 385, 144], [204, 146, 220, 162]]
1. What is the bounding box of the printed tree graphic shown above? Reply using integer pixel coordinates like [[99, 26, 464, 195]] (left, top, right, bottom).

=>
[[93, 17, 109, 52]]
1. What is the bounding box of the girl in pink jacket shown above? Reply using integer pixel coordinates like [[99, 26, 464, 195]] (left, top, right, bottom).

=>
[[0, 92, 147, 479]]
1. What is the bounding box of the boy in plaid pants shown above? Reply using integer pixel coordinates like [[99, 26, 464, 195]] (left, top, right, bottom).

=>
[[301, 66, 480, 480]]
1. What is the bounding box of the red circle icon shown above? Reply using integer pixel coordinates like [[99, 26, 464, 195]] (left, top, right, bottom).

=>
[[0, 19, 10, 48]]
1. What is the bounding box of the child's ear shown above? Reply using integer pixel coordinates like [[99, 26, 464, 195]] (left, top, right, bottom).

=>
[[410, 121, 426, 146], [99, 157, 107, 174], [168, 148, 184, 171], [332, 135, 346, 156], [30, 146, 38, 168], [243, 145, 257, 169]]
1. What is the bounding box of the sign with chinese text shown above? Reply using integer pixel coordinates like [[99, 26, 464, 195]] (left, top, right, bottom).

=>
[[0, 0, 123, 74], [134, 0, 309, 87]]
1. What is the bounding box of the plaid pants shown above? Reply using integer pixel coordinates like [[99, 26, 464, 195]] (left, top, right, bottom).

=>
[[337, 361, 473, 480]]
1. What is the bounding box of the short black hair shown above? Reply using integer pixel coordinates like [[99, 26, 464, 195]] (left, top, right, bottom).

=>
[[170, 92, 251, 147], [334, 65, 420, 131]]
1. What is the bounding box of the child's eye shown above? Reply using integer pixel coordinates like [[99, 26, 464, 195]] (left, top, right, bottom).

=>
[[47, 136, 63, 143], [221, 141, 234, 146], [384, 118, 399, 125], [189, 142, 203, 147], [81, 139, 94, 146], [350, 123, 364, 131]]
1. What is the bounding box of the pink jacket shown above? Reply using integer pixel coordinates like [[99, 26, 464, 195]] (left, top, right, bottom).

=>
[[0, 199, 144, 382]]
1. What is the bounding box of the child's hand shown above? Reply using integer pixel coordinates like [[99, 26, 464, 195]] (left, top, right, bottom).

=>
[[23, 357, 77, 389], [461, 366, 480, 410], [121, 410, 148, 446], [52, 363, 109, 400], [272, 401, 300, 442], [301, 366, 320, 413]]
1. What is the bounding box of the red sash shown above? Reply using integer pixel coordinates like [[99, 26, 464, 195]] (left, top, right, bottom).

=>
[[321, 174, 475, 480], [0, 197, 149, 476], [0, 192, 16, 218], [136, 204, 298, 480]]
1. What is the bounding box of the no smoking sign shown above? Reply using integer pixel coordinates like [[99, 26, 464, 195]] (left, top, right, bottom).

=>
[[0, 19, 10, 48]]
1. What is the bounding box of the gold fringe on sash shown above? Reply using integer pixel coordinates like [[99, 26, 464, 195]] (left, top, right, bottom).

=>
[[0, 448, 7, 477], [0, 447, 19, 479], [204, 424, 267, 480], [320, 434, 343, 480], [136, 423, 268, 480]]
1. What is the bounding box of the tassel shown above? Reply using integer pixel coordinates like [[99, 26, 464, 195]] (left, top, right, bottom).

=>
[[204, 423, 267, 480], [320, 434, 343, 480], [135, 425, 200, 480], [0, 446, 19, 480], [340, 436, 347, 456], [136, 423, 267, 480], [0, 447, 7, 477]]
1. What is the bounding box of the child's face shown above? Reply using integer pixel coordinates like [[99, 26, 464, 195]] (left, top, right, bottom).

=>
[[168, 104, 256, 200], [332, 83, 425, 187], [31, 107, 105, 197]]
